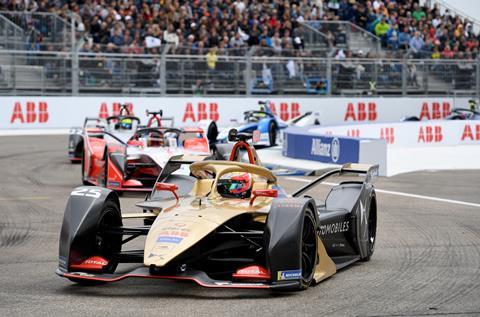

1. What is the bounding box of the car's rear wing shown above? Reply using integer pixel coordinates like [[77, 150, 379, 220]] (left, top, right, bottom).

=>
[[159, 117, 175, 127], [292, 163, 379, 198], [83, 117, 107, 128]]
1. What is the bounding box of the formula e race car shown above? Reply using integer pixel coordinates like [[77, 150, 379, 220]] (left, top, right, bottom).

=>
[[57, 131, 378, 291], [209, 101, 321, 147], [68, 105, 142, 163], [68, 106, 176, 163], [81, 125, 211, 192]]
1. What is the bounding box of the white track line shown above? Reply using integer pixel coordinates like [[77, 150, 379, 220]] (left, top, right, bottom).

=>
[[285, 177, 480, 208]]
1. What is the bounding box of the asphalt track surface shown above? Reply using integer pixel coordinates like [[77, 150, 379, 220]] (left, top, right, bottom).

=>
[[1, 135, 480, 317]]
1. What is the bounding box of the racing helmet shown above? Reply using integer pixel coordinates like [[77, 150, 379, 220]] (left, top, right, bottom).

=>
[[119, 118, 133, 130], [217, 173, 252, 199]]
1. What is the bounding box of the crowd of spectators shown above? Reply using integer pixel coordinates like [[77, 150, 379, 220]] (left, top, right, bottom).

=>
[[340, 0, 479, 60], [1, 0, 479, 60]]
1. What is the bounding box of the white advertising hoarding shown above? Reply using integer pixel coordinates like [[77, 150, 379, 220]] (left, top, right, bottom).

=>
[[311, 120, 480, 147], [0, 96, 471, 129]]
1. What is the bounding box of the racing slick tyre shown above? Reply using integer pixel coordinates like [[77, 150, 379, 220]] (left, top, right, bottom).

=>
[[360, 195, 377, 262], [71, 141, 83, 164], [299, 208, 318, 290], [268, 121, 277, 146], [67, 200, 122, 285], [81, 150, 89, 186], [206, 121, 219, 146]]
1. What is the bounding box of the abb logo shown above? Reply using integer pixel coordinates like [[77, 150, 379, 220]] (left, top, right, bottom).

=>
[[418, 126, 443, 143], [418, 102, 451, 120], [267, 102, 300, 121], [461, 124, 480, 141], [10, 102, 49, 123], [347, 129, 360, 138], [380, 127, 395, 144], [183, 102, 219, 122], [344, 102, 377, 121], [98, 102, 134, 118]]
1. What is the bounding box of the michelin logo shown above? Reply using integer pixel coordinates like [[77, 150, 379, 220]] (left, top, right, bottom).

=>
[[277, 269, 302, 281], [311, 137, 340, 163]]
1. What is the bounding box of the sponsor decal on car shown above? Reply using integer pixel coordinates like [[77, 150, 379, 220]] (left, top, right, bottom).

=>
[[156, 236, 183, 244], [58, 256, 67, 268], [277, 269, 302, 281], [108, 181, 121, 188], [319, 221, 350, 235]]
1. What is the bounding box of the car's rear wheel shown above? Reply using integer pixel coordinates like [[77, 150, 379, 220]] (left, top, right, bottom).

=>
[[299, 208, 318, 290], [68, 200, 122, 285], [361, 196, 377, 262]]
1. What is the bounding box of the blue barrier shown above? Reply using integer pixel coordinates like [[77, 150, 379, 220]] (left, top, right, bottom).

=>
[[282, 127, 360, 164]]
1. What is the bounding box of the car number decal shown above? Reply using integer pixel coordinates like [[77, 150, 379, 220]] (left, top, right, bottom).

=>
[[71, 188, 102, 198]]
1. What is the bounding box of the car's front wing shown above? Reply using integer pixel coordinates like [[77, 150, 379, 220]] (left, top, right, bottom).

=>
[[56, 267, 300, 290]]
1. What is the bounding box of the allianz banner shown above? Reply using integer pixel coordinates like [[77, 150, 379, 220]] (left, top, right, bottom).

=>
[[282, 128, 360, 164]]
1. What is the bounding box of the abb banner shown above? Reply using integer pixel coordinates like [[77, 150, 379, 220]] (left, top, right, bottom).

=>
[[311, 120, 480, 147], [0, 96, 471, 129]]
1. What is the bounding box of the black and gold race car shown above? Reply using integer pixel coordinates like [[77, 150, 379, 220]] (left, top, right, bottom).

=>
[[56, 132, 378, 291]]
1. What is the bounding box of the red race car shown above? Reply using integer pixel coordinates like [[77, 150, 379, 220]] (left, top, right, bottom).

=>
[[68, 105, 140, 163], [81, 125, 211, 192]]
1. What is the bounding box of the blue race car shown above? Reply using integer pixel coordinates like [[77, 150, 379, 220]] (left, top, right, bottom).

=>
[[216, 101, 288, 147]]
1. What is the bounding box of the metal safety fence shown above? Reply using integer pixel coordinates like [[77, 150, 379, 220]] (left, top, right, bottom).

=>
[[0, 50, 478, 97]]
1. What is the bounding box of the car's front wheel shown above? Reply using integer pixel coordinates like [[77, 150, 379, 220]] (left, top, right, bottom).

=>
[[299, 208, 318, 290], [67, 199, 122, 285]]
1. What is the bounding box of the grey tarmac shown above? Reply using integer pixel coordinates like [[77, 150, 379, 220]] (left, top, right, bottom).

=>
[[0, 135, 479, 317]]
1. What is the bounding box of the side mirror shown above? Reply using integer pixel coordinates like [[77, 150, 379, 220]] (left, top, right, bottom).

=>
[[155, 183, 179, 201], [249, 189, 278, 206]]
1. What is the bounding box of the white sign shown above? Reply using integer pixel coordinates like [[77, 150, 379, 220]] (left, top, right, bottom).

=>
[[0, 96, 471, 130]]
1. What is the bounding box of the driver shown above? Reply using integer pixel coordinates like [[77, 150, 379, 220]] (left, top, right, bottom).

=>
[[119, 118, 133, 130], [468, 99, 478, 112], [217, 173, 252, 199]]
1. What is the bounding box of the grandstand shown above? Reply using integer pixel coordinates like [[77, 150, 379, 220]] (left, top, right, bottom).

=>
[[0, 0, 478, 96]]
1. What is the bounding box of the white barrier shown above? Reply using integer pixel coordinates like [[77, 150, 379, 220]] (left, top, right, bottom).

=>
[[0, 96, 471, 130], [311, 120, 480, 147]]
